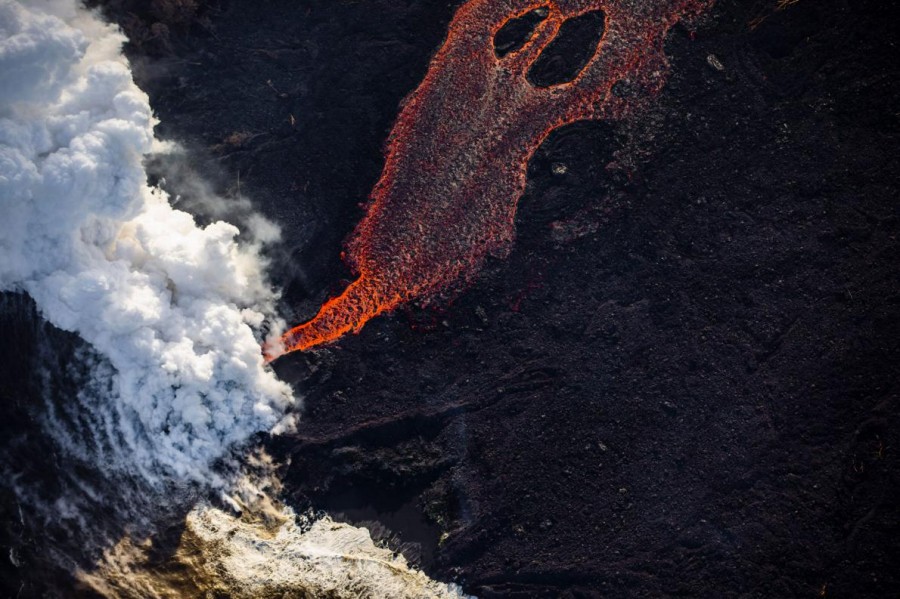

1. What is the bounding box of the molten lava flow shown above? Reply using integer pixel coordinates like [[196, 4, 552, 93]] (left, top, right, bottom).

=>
[[270, 0, 712, 359]]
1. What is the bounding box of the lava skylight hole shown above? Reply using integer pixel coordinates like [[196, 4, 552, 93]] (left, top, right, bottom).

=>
[[526, 9, 606, 87], [493, 6, 550, 58]]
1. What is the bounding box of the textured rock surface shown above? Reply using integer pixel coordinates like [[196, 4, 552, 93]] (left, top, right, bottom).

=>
[[2, 0, 898, 596]]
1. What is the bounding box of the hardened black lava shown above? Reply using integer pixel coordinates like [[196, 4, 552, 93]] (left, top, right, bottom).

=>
[[2, 0, 899, 596]]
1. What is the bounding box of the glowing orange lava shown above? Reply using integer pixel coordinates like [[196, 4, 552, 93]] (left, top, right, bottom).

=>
[[268, 0, 711, 360]]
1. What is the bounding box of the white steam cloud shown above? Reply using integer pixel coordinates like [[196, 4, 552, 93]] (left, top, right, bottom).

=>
[[1, 3, 470, 596], [0, 0, 294, 483]]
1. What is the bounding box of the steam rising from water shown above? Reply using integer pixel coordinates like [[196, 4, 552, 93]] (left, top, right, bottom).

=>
[[0, 0, 293, 483], [82, 504, 468, 599], [0, 1, 467, 595]]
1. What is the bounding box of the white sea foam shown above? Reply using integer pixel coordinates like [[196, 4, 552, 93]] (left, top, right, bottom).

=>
[[80, 501, 472, 599]]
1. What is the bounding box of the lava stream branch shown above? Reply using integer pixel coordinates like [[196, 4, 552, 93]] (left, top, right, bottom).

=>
[[271, 0, 712, 360]]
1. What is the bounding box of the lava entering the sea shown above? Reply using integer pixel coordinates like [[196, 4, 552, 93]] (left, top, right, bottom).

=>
[[268, 0, 711, 360]]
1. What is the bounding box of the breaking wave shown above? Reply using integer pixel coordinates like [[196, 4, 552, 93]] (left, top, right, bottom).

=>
[[81, 501, 468, 599]]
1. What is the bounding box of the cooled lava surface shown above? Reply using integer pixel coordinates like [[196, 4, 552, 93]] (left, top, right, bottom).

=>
[[2, 0, 898, 596]]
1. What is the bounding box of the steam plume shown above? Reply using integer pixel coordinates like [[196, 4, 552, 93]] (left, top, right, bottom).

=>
[[0, 0, 294, 484], [1, 3, 470, 596]]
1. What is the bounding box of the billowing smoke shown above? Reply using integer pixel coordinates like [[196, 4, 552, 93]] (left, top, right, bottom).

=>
[[0, 0, 294, 484]]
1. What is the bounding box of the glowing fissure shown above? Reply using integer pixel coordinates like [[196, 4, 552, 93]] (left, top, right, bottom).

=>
[[272, 0, 712, 358]]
